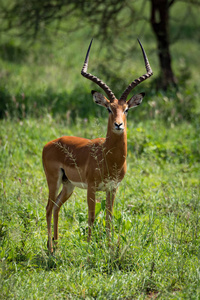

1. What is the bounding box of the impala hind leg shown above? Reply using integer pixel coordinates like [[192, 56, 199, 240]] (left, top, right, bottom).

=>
[[46, 198, 54, 253], [87, 187, 96, 242], [46, 185, 61, 253], [53, 181, 74, 245], [45, 169, 63, 253]]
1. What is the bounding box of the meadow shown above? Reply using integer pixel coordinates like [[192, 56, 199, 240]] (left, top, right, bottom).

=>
[[0, 3, 200, 298]]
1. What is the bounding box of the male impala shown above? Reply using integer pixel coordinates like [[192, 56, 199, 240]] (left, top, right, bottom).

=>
[[43, 39, 153, 253]]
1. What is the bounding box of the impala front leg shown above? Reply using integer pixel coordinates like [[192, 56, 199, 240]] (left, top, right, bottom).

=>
[[106, 189, 117, 239], [53, 181, 74, 247], [87, 187, 96, 242]]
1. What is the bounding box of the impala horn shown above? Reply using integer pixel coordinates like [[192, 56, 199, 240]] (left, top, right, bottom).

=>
[[81, 39, 153, 102], [119, 39, 153, 101], [81, 39, 116, 102]]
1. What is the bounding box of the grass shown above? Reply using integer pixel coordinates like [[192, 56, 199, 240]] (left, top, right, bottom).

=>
[[0, 2, 200, 298], [0, 116, 200, 299]]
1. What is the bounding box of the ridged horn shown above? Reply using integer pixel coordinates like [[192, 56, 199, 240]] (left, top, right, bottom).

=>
[[120, 39, 153, 101], [81, 39, 116, 102]]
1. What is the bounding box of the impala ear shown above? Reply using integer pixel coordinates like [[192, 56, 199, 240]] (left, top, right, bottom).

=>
[[91, 90, 110, 108], [127, 93, 145, 109]]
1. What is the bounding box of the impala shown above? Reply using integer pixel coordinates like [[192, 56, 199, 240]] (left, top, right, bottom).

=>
[[42, 39, 153, 253]]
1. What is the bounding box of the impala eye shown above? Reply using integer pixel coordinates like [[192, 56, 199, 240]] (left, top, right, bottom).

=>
[[124, 108, 129, 114], [107, 107, 112, 114]]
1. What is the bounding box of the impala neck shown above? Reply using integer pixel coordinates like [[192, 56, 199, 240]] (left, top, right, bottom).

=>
[[104, 119, 127, 166]]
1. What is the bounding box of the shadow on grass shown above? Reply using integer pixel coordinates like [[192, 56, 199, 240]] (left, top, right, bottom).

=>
[[0, 84, 106, 120], [0, 42, 28, 63], [0, 79, 199, 124], [32, 253, 60, 271]]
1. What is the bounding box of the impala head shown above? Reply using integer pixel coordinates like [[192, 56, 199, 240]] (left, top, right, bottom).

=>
[[81, 39, 153, 135], [91, 90, 145, 134]]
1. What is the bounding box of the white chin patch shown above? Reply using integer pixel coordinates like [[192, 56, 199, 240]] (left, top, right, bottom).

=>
[[113, 128, 124, 134]]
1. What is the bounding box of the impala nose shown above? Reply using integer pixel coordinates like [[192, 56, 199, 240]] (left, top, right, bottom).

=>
[[114, 122, 124, 130]]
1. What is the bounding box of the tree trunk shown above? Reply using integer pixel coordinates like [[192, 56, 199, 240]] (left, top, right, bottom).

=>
[[150, 0, 177, 89]]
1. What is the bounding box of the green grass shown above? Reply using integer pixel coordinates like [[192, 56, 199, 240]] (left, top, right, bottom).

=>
[[0, 117, 200, 299]]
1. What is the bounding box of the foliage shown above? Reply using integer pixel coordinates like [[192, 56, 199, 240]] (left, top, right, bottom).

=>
[[0, 0, 127, 40], [1, 0, 200, 42], [1, 0, 200, 88]]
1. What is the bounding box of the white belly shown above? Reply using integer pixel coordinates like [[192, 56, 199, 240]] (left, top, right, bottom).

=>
[[69, 180, 88, 189]]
